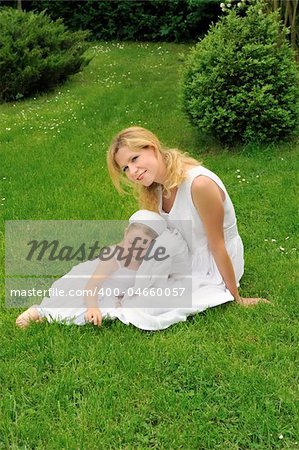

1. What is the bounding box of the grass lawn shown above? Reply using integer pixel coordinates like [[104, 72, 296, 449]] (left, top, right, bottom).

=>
[[0, 42, 298, 449]]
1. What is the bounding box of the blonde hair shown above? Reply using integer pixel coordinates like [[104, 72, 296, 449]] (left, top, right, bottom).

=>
[[107, 126, 201, 212]]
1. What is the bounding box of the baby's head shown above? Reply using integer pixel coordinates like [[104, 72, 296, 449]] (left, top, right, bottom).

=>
[[123, 210, 166, 257]]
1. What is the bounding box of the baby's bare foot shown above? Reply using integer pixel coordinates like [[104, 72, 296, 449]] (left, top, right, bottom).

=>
[[15, 307, 41, 328]]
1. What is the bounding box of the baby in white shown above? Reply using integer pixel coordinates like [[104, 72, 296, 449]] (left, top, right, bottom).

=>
[[15, 210, 167, 328]]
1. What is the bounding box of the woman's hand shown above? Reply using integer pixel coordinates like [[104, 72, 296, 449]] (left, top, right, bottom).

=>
[[235, 296, 271, 307], [85, 307, 103, 326]]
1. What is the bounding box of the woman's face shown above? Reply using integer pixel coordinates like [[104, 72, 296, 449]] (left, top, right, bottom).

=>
[[114, 145, 165, 186]]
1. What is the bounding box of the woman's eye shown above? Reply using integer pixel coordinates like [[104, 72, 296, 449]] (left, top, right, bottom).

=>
[[132, 156, 138, 162], [123, 166, 128, 172]]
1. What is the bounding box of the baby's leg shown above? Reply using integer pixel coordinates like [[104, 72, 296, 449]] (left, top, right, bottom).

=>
[[15, 307, 42, 328]]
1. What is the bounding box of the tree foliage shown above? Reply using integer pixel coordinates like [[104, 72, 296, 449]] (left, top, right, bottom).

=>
[[0, 0, 221, 42]]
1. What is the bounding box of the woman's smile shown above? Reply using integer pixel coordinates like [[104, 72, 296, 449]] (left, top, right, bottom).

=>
[[136, 170, 147, 181]]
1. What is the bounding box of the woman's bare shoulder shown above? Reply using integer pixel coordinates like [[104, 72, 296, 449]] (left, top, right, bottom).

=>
[[191, 175, 225, 203], [191, 175, 224, 207], [191, 175, 216, 190]]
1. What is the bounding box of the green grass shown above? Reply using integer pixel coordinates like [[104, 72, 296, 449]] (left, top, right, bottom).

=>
[[0, 42, 299, 449]]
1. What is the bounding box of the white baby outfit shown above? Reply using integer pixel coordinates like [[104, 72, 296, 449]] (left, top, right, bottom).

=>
[[36, 232, 189, 329], [37, 256, 137, 325]]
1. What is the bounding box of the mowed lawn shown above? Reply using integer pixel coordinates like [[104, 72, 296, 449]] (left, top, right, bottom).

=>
[[0, 42, 298, 449]]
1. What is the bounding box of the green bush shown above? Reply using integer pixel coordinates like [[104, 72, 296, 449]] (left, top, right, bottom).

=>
[[0, 0, 220, 42], [0, 7, 90, 102], [182, 1, 299, 144]]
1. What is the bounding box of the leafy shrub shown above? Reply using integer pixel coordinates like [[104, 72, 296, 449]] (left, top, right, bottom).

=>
[[1, 0, 221, 42], [182, 1, 299, 143], [0, 7, 90, 102]]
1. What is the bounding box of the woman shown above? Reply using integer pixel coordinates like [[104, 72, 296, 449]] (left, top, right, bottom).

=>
[[107, 126, 268, 309]]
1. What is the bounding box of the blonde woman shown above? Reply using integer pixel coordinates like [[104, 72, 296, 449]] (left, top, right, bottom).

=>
[[107, 126, 269, 310]]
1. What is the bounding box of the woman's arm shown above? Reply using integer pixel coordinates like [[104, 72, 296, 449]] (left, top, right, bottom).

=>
[[191, 177, 270, 306], [191, 176, 242, 301]]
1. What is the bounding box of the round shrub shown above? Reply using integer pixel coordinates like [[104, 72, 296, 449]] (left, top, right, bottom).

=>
[[0, 7, 90, 102], [182, 1, 299, 144]]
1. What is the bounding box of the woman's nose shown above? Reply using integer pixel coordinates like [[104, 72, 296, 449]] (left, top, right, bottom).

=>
[[128, 164, 138, 176]]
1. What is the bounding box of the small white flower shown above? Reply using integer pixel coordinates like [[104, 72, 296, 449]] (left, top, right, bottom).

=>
[[237, 175, 241, 178], [271, 239, 276, 242], [236, 169, 240, 172], [237, 2, 242, 6], [264, 239, 268, 241], [256, 175, 259, 178], [242, 178, 245, 181], [6, 128, 11, 131], [220, 2, 225, 7], [279, 434, 284, 439], [227, 3, 231, 7], [279, 247, 285, 251], [285, 236, 290, 240]]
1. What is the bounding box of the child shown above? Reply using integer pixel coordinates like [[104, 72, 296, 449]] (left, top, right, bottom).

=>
[[16, 210, 166, 328]]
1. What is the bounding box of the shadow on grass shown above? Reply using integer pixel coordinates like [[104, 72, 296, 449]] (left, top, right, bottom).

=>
[[190, 127, 299, 159]]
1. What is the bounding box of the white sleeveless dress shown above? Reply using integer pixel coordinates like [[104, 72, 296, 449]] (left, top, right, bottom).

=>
[[158, 165, 244, 310]]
